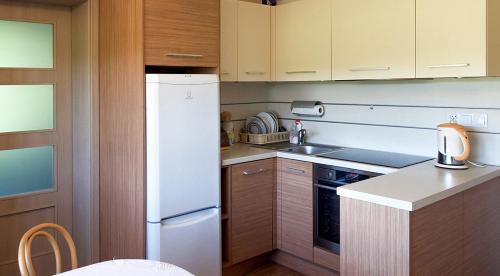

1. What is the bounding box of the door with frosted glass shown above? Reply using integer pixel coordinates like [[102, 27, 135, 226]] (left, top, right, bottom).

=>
[[0, 3, 72, 275]]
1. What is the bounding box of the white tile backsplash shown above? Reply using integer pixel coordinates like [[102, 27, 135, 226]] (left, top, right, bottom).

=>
[[221, 78, 500, 165]]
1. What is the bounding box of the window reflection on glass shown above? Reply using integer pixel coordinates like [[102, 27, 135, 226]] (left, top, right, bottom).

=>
[[0, 20, 53, 68], [0, 146, 54, 197], [0, 85, 54, 133]]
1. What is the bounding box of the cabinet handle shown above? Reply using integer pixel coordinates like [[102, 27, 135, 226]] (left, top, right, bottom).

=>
[[287, 167, 305, 175], [243, 168, 267, 176], [166, 53, 203, 59], [245, 71, 266, 75], [350, 67, 391, 72], [221, 72, 230, 75], [285, 70, 317, 74], [427, 63, 470, 69]]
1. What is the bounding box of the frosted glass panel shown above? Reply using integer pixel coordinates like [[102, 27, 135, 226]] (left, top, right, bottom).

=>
[[0, 20, 53, 68], [0, 146, 54, 197], [0, 85, 54, 133]]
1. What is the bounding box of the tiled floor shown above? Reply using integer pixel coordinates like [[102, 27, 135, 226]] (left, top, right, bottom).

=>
[[245, 263, 305, 276]]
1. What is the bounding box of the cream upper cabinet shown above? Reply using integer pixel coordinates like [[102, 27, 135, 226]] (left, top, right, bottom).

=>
[[238, 1, 271, 82], [275, 0, 331, 81], [416, 0, 489, 78], [220, 0, 238, 81], [332, 0, 415, 80]]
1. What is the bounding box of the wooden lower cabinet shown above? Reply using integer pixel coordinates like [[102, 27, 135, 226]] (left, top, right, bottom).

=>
[[341, 176, 500, 276], [463, 178, 500, 275], [278, 158, 314, 261], [230, 159, 274, 264]]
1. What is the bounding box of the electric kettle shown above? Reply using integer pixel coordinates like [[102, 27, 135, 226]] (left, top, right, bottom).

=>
[[435, 123, 471, 169]]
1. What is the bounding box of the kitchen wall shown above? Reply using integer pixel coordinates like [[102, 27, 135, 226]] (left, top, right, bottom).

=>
[[221, 78, 500, 166]]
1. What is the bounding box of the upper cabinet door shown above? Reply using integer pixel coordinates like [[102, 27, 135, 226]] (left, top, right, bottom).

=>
[[332, 0, 415, 80], [220, 0, 238, 81], [416, 0, 486, 78], [144, 0, 219, 67], [238, 1, 271, 82], [275, 0, 331, 81]]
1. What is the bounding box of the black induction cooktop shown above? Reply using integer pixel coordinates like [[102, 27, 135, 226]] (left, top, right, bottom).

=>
[[319, 148, 433, 169]]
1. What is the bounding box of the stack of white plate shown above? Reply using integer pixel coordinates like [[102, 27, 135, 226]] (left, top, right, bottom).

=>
[[246, 112, 279, 134]]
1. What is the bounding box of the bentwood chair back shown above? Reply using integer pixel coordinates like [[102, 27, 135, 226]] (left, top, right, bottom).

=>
[[18, 223, 78, 276]]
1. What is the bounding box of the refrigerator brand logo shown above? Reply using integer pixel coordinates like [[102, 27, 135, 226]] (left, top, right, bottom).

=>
[[185, 90, 193, 100]]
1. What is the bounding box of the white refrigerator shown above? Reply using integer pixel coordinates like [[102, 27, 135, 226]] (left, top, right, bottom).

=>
[[146, 74, 221, 276]]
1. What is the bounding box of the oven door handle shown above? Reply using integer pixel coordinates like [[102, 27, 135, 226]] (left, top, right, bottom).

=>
[[314, 184, 338, 191]]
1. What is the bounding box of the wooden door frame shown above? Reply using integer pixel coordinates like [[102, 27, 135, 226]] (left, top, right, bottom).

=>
[[70, 0, 100, 266]]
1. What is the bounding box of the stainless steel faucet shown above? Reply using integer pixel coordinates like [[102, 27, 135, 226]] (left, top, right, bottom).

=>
[[298, 129, 307, 145]]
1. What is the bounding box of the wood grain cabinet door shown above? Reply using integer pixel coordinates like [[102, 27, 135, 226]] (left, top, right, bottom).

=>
[[237, 1, 271, 81], [231, 159, 274, 264], [144, 0, 219, 67], [220, 0, 238, 81], [416, 0, 486, 78], [275, 0, 332, 81], [332, 0, 415, 80], [279, 159, 314, 261]]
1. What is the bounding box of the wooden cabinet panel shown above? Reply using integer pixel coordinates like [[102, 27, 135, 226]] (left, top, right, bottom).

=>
[[144, 0, 219, 67], [237, 1, 271, 81], [313, 247, 340, 271], [416, 0, 486, 78], [410, 193, 464, 275], [100, 0, 145, 260], [463, 178, 500, 275], [332, 0, 415, 80], [231, 159, 274, 264], [220, 0, 238, 81], [340, 197, 410, 276], [275, 0, 331, 81], [279, 159, 313, 261]]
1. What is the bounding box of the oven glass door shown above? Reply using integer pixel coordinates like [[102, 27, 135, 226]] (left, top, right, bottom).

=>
[[314, 183, 340, 254]]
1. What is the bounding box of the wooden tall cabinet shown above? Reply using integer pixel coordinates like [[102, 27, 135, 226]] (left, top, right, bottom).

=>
[[144, 0, 219, 67], [332, 0, 416, 80], [237, 1, 271, 81], [416, 0, 500, 78], [99, 0, 145, 260], [278, 159, 314, 261], [275, 0, 331, 81]]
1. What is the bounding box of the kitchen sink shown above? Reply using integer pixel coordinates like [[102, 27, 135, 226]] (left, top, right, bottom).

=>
[[282, 145, 344, 155], [255, 143, 344, 156]]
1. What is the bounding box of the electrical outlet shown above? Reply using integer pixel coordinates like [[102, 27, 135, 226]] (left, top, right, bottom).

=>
[[448, 114, 459, 123], [447, 113, 488, 128]]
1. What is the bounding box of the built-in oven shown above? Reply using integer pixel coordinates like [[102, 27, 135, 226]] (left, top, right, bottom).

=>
[[313, 164, 382, 254]]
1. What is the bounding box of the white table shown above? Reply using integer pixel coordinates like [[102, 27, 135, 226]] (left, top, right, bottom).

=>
[[56, 259, 194, 276]]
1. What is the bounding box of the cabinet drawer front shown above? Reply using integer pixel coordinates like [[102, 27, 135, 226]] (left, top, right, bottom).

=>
[[231, 159, 274, 263], [145, 0, 219, 67], [279, 158, 313, 180]]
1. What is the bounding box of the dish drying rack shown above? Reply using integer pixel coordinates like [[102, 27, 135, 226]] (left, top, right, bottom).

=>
[[239, 131, 289, 145]]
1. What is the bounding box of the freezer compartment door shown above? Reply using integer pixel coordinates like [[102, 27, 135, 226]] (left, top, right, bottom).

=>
[[147, 208, 221, 276], [146, 77, 220, 221]]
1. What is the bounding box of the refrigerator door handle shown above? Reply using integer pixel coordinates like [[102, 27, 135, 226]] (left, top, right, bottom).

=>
[[161, 208, 219, 229]]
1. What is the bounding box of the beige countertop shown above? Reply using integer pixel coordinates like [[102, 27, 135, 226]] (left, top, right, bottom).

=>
[[222, 143, 500, 211], [337, 160, 500, 211], [221, 143, 397, 174]]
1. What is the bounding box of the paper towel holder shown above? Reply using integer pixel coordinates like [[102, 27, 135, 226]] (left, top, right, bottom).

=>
[[290, 101, 325, 117]]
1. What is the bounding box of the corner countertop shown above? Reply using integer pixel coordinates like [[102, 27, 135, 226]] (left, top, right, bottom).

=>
[[336, 160, 500, 211], [221, 143, 500, 211]]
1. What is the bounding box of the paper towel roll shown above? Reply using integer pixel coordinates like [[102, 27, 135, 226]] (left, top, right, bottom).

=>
[[291, 101, 325, 117]]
